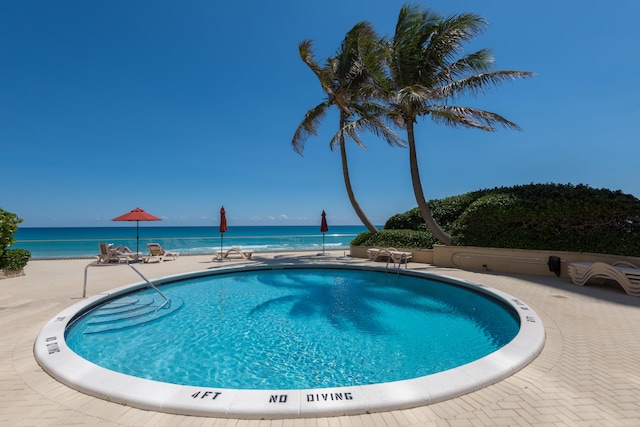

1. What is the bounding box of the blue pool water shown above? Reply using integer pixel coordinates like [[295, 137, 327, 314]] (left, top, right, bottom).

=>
[[65, 268, 520, 390]]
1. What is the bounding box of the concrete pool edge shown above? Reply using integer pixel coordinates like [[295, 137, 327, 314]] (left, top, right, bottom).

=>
[[34, 264, 545, 419]]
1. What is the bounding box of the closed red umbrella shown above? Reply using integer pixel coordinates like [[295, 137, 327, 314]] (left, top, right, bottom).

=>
[[112, 207, 161, 254], [219, 206, 228, 233], [319, 210, 328, 255], [320, 210, 328, 233], [218, 206, 227, 258]]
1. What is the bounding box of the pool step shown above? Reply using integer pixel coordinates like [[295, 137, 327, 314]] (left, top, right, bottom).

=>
[[84, 295, 183, 334], [90, 295, 156, 319]]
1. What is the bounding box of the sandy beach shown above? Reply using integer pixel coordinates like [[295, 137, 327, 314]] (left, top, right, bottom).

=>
[[2, 251, 640, 426]]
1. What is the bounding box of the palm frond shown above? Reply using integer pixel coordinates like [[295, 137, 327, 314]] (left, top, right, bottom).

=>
[[343, 113, 407, 149], [329, 122, 365, 151], [438, 70, 536, 99], [299, 40, 323, 78], [396, 85, 432, 104], [390, 4, 441, 89], [442, 48, 495, 81], [427, 105, 522, 131], [291, 102, 329, 155], [419, 14, 488, 88]]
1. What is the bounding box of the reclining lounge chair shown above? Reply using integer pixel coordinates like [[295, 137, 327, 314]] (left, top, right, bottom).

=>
[[215, 247, 253, 260], [367, 247, 398, 262], [143, 243, 179, 263], [96, 242, 137, 264], [367, 247, 413, 268], [567, 261, 640, 296]]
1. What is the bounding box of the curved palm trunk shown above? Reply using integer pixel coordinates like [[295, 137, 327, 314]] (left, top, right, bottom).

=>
[[339, 114, 379, 234], [406, 122, 452, 245]]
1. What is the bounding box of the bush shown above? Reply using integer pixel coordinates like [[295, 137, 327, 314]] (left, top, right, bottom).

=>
[[0, 249, 31, 271], [384, 208, 428, 231], [383, 192, 486, 232], [451, 183, 640, 255], [0, 208, 23, 252], [353, 183, 640, 256], [352, 229, 438, 249]]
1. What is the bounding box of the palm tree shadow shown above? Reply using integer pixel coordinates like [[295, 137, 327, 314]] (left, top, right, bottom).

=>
[[248, 271, 450, 335]]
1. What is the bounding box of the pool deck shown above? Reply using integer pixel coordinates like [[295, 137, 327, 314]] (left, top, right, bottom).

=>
[[2, 251, 640, 426]]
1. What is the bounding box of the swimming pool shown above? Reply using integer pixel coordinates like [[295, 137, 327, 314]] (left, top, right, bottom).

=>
[[35, 264, 545, 419]]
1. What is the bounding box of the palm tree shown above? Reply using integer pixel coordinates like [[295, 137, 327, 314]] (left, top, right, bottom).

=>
[[292, 22, 404, 234], [382, 4, 535, 244]]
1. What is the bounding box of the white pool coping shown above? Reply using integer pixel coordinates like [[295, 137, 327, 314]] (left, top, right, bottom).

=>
[[34, 264, 545, 419]]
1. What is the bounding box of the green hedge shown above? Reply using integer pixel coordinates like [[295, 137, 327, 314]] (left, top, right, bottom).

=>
[[0, 249, 31, 271], [450, 184, 640, 255], [352, 229, 438, 249], [383, 191, 490, 232], [352, 183, 640, 256]]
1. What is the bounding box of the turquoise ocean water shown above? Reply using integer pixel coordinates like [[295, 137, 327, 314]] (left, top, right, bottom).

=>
[[13, 226, 369, 259]]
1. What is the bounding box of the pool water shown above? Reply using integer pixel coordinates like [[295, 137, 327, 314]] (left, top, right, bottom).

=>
[[65, 268, 519, 390]]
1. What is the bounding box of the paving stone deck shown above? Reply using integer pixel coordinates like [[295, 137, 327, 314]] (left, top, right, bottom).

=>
[[2, 251, 639, 426]]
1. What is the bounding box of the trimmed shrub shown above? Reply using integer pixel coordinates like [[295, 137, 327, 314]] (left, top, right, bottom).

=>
[[353, 183, 640, 256], [451, 183, 640, 255], [352, 229, 438, 249], [0, 208, 23, 252], [383, 191, 487, 232], [0, 249, 31, 271], [384, 208, 428, 231]]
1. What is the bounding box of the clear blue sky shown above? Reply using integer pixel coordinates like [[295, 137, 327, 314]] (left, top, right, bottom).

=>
[[2, 1, 639, 228]]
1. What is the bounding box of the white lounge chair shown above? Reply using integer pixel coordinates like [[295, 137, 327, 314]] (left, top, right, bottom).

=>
[[567, 262, 640, 296], [96, 243, 137, 264], [143, 243, 179, 263], [215, 247, 253, 260], [367, 247, 412, 268], [367, 247, 398, 262]]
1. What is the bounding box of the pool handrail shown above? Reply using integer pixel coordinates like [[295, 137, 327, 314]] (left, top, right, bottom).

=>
[[126, 263, 171, 310]]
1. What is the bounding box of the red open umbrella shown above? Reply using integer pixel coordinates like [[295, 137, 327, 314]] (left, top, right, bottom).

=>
[[319, 210, 328, 255], [112, 207, 161, 253], [219, 206, 228, 256]]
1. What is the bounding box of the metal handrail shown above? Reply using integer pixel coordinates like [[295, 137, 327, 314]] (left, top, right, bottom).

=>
[[127, 263, 171, 310], [385, 252, 408, 275]]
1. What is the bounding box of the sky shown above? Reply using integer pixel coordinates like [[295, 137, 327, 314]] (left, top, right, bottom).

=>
[[1, 1, 639, 228]]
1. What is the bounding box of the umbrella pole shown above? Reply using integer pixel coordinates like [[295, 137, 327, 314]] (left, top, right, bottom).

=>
[[136, 221, 139, 254], [215, 233, 229, 262], [318, 232, 327, 256]]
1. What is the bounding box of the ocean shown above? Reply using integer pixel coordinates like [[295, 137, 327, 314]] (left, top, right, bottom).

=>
[[12, 226, 369, 259]]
